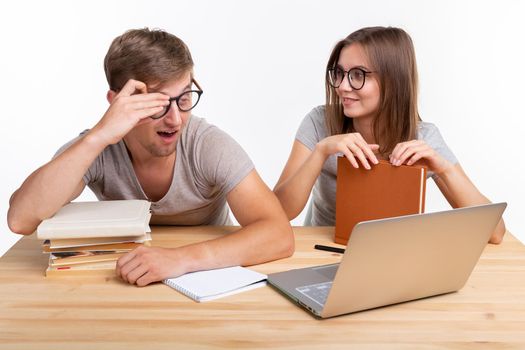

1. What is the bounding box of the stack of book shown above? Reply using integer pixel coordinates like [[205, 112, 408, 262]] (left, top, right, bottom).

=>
[[37, 200, 152, 276]]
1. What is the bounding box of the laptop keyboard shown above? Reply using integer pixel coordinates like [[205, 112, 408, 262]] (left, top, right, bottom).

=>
[[312, 264, 338, 280], [296, 282, 333, 307]]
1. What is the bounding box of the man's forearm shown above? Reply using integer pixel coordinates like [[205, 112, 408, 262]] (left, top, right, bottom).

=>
[[116, 218, 294, 286], [7, 132, 107, 234], [176, 218, 294, 274]]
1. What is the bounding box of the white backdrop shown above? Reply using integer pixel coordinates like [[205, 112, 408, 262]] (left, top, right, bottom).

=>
[[1, 0, 524, 256]]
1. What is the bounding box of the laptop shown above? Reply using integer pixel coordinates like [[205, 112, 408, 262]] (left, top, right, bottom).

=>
[[268, 203, 506, 318]]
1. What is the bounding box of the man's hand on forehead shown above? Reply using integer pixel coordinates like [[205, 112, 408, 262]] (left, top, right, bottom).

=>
[[89, 79, 170, 146], [118, 79, 148, 96]]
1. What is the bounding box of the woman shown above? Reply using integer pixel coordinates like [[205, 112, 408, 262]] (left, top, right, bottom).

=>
[[274, 26, 505, 243]]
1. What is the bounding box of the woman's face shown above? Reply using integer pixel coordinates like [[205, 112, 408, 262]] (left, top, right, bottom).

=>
[[335, 44, 380, 122]]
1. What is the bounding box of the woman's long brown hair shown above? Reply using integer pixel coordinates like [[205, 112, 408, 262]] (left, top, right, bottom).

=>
[[325, 26, 421, 157]]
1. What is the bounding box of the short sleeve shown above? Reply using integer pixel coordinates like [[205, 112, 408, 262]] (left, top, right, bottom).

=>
[[53, 130, 102, 185], [418, 122, 459, 179], [295, 106, 327, 151], [194, 126, 255, 196]]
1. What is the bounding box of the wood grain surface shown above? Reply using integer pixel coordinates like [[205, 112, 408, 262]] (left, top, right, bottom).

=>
[[1, 226, 524, 349]]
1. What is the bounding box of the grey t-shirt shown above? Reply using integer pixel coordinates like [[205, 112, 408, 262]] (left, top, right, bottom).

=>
[[296, 105, 458, 226], [56, 115, 254, 225]]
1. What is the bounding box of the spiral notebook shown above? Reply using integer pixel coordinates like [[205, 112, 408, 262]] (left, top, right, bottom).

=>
[[163, 266, 267, 302]]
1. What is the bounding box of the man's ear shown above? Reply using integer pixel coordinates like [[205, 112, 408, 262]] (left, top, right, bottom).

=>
[[107, 90, 117, 104]]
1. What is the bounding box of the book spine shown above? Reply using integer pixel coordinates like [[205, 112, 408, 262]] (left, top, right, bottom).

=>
[[50, 253, 124, 267], [37, 225, 149, 240]]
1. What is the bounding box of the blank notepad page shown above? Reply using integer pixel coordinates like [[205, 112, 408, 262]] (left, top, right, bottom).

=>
[[163, 266, 267, 302]]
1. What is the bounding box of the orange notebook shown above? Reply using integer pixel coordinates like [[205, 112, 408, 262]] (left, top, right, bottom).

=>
[[335, 158, 427, 245]]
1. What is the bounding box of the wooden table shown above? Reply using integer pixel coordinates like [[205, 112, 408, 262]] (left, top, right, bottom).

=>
[[1, 226, 525, 349]]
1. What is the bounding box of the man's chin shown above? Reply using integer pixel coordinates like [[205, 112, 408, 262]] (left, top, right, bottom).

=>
[[148, 145, 177, 157]]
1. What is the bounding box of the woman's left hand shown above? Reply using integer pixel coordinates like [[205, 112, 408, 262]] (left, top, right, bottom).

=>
[[390, 140, 452, 175]]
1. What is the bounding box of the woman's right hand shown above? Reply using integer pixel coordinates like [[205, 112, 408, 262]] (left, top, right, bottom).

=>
[[274, 133, 379, 220], [315, 132, 380, 169]]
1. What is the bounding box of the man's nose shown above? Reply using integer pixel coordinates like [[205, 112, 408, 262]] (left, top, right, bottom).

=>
[[163, 102, 182, 126]]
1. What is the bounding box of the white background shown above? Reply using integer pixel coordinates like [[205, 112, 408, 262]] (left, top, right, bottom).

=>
[[1, 0, 524, 256]]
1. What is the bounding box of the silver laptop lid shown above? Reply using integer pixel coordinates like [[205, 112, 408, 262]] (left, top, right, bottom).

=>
[[321, 203, 506, 318]]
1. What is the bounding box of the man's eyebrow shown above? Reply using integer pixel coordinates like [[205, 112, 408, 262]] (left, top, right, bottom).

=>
[[154, 82, 193, 96]]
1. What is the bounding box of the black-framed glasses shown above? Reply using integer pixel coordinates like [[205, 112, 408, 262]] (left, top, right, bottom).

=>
[[327, 67, 373, 90], [150, 79, 203, 119]]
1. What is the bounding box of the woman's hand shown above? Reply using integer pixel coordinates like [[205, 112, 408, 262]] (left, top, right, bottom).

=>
[[390, 140, 452, 175], [316, 133, 379, 169]]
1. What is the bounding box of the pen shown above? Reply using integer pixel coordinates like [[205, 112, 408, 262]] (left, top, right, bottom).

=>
[[314, 244, 345, 254]]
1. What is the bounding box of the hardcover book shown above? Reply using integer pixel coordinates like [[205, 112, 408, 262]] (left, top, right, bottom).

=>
[[38, 200, 152, 277], [45, 260, 117, 277], [49, 251, 126, 267], [46, 233, 152, 249], [37, 200, 151, 239], [335, 158, 427, 245]]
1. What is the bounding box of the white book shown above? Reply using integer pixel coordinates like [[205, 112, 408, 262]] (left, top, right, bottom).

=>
[[163, 266, 267, 302], [37, 200, 151, 239], [46, 233, 152, 249]]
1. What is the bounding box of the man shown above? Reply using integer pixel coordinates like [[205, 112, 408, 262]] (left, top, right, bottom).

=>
[[7, 28, 294, 286]]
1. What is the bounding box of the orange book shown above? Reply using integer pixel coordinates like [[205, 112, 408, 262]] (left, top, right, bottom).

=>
[[45, 260, 117, 277], [335, 158, 427, 245], [49, 252, 125, 267]]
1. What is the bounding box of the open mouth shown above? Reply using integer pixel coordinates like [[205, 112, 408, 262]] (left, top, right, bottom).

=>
[[157, 131, 177, 139]]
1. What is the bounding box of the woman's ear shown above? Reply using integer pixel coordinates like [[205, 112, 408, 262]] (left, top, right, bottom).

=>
[[106, 90, 117, 104]]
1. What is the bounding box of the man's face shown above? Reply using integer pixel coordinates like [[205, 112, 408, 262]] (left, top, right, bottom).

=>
[[125, 72, 193, 158]]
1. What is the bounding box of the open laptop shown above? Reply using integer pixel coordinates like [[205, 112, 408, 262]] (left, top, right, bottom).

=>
[[268, 203, 506, 318]]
